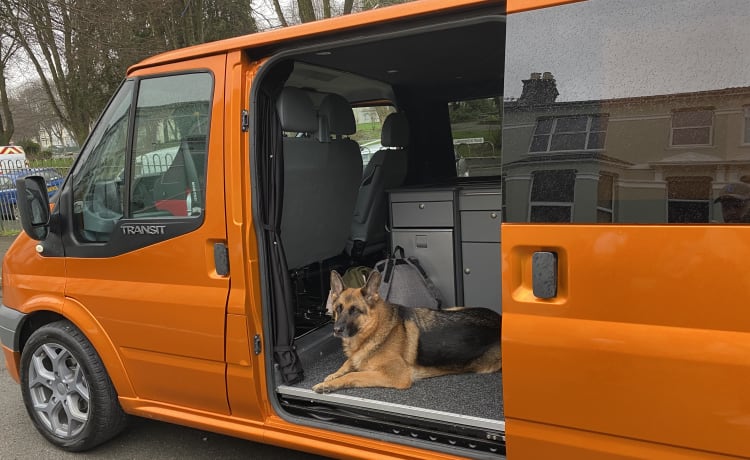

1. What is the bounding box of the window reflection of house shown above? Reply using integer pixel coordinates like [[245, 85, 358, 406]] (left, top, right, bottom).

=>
[[503, 73, 750, 224], [671, 109, 713, 147]]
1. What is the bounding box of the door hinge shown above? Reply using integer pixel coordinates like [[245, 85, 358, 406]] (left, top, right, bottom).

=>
[[240, 109, 249, 132], [253, 334, 262, 355], [213, 242, 229, 276]]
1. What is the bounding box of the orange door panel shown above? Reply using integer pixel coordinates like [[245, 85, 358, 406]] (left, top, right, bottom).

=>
[[502, 225, 750, 459]]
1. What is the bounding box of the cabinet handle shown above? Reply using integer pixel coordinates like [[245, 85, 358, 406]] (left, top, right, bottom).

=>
[[490, 212, 498, 219], [418, 203, 425, 209], [464, 268, 471, 274]]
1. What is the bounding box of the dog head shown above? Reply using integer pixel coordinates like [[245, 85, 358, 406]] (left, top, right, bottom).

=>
[[327, 270, 382, 338]]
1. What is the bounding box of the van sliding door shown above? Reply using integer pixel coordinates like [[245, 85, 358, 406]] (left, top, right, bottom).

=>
[[502, 1, 750, 458]]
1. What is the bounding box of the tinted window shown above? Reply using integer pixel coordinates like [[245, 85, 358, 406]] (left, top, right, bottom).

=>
[[503, 0, 750, 224]]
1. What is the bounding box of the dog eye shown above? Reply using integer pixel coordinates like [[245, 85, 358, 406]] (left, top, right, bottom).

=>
[[348, 306, 359, 316], [335, 304, 342, 314]]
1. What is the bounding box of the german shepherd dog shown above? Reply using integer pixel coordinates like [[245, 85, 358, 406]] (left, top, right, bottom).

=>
[[312, 270, 501, 393]]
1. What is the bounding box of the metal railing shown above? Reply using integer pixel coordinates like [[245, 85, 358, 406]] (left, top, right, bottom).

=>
[[0, 160, 73, 235]]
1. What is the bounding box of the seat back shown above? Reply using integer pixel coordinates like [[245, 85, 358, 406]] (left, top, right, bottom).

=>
[[278, 88, 362, 269], [314, 93, 363, 258], [349, 112, 409, 256]]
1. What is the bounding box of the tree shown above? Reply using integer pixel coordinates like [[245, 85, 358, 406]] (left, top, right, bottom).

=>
[[0, 0, 259, 146], [271, 0, 413, 26], [0, 30, 18, 145]]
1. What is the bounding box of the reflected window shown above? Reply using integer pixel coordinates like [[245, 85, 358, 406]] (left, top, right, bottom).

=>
[[530, 115, 607, 153], [671, 109, 713, 146], [597, 174, 615, 222], [529, 170, 575, 222], [744, 107, 750, 145], [667, 176, 711, 223]]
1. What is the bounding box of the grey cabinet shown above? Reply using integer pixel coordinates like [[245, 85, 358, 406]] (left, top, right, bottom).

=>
[[459, 190, 502, 312], [388, 184, 501, 312]]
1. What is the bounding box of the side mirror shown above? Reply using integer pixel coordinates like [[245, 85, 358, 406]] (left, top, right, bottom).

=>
[[16, 175, 50, 241]]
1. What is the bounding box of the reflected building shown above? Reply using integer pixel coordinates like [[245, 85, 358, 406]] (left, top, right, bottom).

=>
[[502, 72, 750, 224]]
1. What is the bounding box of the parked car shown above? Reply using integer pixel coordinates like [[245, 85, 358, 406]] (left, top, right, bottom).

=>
[[0, 168, 64, 220]]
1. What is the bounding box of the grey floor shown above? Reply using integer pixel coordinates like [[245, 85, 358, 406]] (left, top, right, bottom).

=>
[[291, 347, 504, 422]]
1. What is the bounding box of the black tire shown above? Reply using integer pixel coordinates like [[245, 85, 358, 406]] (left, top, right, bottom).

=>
[[19, 320, 128, 451]]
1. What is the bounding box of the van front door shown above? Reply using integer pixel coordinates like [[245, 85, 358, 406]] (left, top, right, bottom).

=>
[[502, 1, 750, 458], [61, 56, 231, 414]]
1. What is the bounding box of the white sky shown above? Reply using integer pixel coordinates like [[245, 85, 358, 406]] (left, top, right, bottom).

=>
[[504, 0, 750, 101]]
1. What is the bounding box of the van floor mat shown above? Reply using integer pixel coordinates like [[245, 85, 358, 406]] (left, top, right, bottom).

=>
[[288, 348, 504, 422]]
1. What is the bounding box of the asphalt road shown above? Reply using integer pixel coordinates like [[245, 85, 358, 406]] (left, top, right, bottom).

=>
[[0, 236, 328, 460]]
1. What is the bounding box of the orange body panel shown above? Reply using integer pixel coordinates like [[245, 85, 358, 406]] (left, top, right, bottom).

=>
[[502, 225, 750, 459]]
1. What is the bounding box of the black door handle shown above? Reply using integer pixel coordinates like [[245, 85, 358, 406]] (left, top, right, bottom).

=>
[[532, 251, 557, 299]]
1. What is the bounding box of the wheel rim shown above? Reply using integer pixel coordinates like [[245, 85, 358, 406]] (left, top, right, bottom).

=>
[[27, 343, 90, 439]]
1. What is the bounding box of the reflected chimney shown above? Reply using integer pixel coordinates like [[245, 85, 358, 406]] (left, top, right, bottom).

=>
[[519, 72, 559, 105]]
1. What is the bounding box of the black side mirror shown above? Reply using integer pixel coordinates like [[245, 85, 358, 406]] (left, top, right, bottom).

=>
[[16, 175, 50, 241]]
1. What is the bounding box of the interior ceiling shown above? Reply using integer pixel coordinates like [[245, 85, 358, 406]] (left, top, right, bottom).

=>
[[285, 19, 505, 104]]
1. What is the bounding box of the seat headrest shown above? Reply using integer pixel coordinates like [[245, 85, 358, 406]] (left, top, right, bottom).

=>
[[276, 87, 317, 133], [381, 112, 409, 148], [319, 93, 356, 136]]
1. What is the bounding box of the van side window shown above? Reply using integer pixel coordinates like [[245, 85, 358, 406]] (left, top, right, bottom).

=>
[[503, 1, 750, 224], [70, 73, 212, 243]]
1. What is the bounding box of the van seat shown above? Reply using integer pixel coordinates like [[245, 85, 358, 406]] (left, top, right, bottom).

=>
[[349, 112, 409, 257], [278, 89, 362, 269]]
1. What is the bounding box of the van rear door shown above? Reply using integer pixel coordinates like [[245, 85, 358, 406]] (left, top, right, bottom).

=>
[[59, 55, 232, 414], [502, 1, 750, 458]]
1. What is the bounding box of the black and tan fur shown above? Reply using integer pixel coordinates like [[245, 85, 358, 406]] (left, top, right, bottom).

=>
[[312, 270, 502, 393]]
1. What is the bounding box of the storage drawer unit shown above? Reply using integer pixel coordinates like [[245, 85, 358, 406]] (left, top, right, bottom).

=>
[[388, 184, 502, 311]]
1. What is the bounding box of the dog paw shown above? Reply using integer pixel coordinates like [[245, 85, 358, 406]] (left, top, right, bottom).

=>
[[323, 373, 339, 382], [312, 383, 332, 393]]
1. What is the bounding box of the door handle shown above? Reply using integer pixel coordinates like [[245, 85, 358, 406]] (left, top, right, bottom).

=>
[[214, 242, 229, 276], [532, 251, 557, 299]]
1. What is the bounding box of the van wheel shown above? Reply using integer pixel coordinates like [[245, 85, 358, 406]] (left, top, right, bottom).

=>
[[19, 320, 128, 451]]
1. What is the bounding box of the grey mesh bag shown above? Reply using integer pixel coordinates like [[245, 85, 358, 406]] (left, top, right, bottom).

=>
[[374, 246, 442, 309]]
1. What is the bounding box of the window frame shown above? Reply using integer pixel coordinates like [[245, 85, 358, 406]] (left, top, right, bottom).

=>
[[670, 108, 714, 147], [529, 114, 608, 153], [528, 169, 577, 223], [597, 173, 616, 223], [666, 176, 712, 223]]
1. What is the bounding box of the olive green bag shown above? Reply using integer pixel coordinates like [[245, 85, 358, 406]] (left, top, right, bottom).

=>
[[342, 266, 372, 288]]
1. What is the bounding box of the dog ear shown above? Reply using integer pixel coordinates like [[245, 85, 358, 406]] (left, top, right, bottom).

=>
[[326, 271, 345, 315], [330, 270, 345, 296], [361, 270, 381, 304]]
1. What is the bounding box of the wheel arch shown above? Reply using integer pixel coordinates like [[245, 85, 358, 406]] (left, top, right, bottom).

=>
[[17, 300, 136, 399]]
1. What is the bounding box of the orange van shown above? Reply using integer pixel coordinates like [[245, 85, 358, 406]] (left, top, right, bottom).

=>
[[2, 0, 750, 458]]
